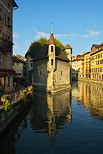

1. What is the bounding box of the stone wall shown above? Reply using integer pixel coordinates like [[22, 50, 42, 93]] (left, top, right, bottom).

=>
[[0, 86, 33, 134], [33, 59, 48, 89], [53, 60, 70, 89], [26, 55, 33, 84]]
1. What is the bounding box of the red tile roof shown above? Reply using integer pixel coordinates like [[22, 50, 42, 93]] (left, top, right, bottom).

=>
[[47, 33, 55, 45], [65, 44, 72, 49]]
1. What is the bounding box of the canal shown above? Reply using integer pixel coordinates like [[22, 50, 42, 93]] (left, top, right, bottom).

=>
[[1, 81, 103, 154]]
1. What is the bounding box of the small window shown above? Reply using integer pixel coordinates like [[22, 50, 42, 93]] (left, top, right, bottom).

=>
[[61, 71, 62, 76], [7, 77, 10, 87], [8, 3, 11, 8], [40, 71, 42, 75], [51, 46, 53, 52], [51, 59, 53, 65], [31, 63, 33, 67]]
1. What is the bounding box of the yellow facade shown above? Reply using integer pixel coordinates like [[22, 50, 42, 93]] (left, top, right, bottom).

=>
[[78, 43, 103, 82], [83, 52, 91, 79], [91, 46, 103, 80], [79, 59, 84, 78]]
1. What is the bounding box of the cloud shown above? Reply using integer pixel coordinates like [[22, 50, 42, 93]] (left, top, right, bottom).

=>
[[35, 30, 77, 39], [80, 30, 101, 38], [35, 30, 102, 40], [13, 33, 20, 39], [35, 31, 49, 39]]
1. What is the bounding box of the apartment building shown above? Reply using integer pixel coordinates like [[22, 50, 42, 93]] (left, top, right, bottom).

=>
[[91, 43, 103, 80], [83, 52, 91, 79], [0, 0, 18, 92]]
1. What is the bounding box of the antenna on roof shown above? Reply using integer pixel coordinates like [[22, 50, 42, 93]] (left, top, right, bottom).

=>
[[50, 22, 53, 34]]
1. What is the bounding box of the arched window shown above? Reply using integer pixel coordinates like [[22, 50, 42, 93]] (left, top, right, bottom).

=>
[[51, 46, 53, 52]]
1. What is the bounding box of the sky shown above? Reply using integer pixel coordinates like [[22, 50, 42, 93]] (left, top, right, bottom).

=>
[[13, 0, 103, 56]]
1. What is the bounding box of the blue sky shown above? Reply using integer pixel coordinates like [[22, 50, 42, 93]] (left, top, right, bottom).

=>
[[13, 0, 103, 56]]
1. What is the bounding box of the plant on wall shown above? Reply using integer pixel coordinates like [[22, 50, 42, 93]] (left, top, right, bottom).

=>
[[20, 89, 28, 101], [1, 94, 12, 111], [28, 86, 33, 95]]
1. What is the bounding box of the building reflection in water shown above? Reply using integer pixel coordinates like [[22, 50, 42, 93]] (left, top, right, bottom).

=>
[[72, 81, 103, 120], [30, 90, 71, 145], [0, 111, 29, 154]]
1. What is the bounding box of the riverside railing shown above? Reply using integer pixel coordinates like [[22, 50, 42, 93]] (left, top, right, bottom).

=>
[[0, 86, 33, 108]]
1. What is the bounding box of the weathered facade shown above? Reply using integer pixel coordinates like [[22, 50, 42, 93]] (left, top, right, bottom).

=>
[[32, 33, 71, 93], [25, 52, 33, 85], [0, 0, 18, 92], [12, 55, 26, 79], [71, 55, 83, 80]]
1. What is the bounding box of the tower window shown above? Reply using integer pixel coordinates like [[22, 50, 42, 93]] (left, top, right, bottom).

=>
[[31, 63, 33, 67], [51, 59, 53, 65], [61, 71, 62, 76], [40, 71, 42, 75], [51, 46, 53, 52]]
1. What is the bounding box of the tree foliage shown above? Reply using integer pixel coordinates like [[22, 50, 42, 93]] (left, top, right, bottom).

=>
[[28, 37, 65, 58], [54, 38, 65, 51], [28, 37, 47, 58]]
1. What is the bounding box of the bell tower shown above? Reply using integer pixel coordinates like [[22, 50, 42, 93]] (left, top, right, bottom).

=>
[[47, 33, 55, 91], [47, 33, 56, 71], [65, 44, 72, 61]]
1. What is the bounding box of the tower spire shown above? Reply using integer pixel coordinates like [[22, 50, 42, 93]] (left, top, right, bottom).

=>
[[50, 22, 53, 34]]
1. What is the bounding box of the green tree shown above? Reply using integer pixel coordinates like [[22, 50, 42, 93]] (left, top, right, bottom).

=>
[[28, 42, 42, 58], [37, 37, 47, 46], [54, 38, 65, 51], [28, 37, 65, 58], [28, 37, 47, 58]]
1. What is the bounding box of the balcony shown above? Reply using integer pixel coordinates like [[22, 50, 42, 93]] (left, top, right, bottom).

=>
[[0, 38, 13, 52]]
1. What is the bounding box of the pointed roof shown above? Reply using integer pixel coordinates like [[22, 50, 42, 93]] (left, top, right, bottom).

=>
[[11, 0, 18, 8], [33, 45, 69, 62], [47, 33, 55, 45], [65, 44, 72, 49]]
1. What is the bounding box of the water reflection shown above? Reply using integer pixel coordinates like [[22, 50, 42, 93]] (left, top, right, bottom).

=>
[[1, 83, 103, 153], [30, 90, 72, 137], [72, 81, 103, 120], [0, 106, 30, 154]]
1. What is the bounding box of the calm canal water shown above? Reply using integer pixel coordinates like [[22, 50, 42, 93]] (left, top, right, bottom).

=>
[[1, 81, 103, 154]]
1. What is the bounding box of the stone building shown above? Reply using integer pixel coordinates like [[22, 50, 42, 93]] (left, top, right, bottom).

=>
[[32, 33, 71, 93], [12, 55, 26, 80], [71, 55, 83, 80], [0, 0, 18, 92], [65, 44, 72, 61], [65, 44, 72, 83], [25, 51, 33, 85]]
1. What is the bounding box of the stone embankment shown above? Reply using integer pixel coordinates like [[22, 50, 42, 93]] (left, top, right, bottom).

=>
[[78, 78, 103, 85], [0, 86, 33, 135]]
